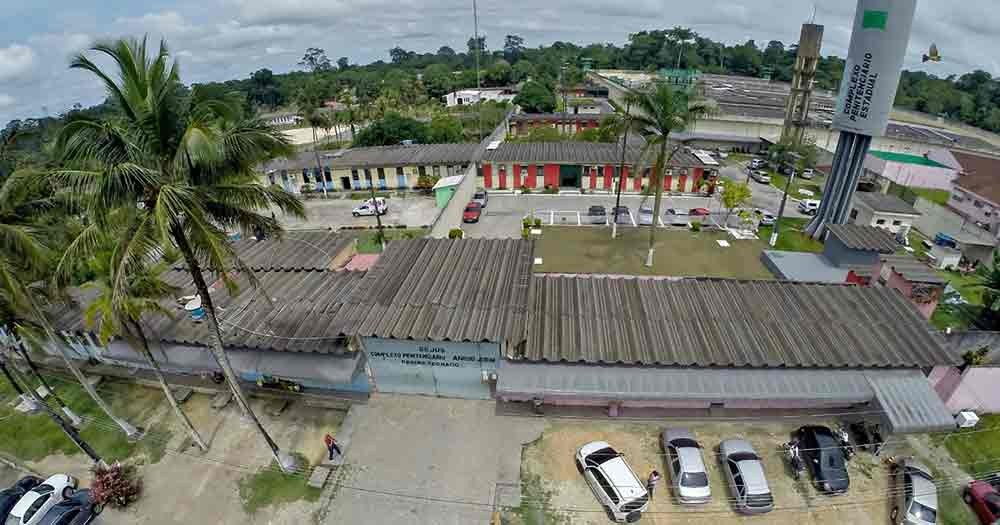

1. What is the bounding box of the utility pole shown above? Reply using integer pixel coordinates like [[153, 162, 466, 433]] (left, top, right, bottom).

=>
[[473, 0, 483, 141], [769, 170, 796, 247], [369, 178, 386, 251], [612, 97, 633, 240], [0, 353, 102, 464], [14, 341, 82, 427]]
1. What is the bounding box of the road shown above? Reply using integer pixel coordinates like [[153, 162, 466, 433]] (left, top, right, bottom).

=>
[[718, 162, 808, 219]]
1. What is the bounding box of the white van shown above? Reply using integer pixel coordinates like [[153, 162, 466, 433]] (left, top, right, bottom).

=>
[[352, 198, 387, 217], [797, 199, 820, 215]]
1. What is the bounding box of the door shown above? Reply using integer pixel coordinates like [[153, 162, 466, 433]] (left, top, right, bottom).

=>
[[363, 339, 498, 399], [559, 165, 582, 188], [341, 177, 351, 190]]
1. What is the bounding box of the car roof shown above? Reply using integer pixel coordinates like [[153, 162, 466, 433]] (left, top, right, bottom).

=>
[[600, 456, 646, 501], [909, 472, 938, 509], [736, 460, 770, 495], [10, 490, 44, 517], [677, 447, 707, 473]]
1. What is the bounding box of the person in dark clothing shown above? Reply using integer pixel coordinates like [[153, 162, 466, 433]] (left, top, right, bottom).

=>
[[324, 433, 342, 460], [647, 470, 662, 499]]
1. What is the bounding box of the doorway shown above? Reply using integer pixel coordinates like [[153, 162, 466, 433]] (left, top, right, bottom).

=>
[[340, 176, 351, 190], [559, 165, 582, 189]]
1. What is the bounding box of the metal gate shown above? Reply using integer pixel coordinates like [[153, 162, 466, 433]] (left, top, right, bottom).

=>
[[362, 338, 499, 399]]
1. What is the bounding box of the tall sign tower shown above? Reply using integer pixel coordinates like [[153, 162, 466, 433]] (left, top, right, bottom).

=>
[[781, 23, 824, 146], [806, 0, 917, 239]]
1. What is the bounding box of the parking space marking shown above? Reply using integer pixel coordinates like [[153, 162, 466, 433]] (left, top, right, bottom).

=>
[[629, 211, 636, 227]]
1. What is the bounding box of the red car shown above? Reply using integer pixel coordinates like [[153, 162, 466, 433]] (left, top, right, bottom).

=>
[[688, 208, 711, 217], [965, 480, 1000, 524], [463, 202, 483, 223]]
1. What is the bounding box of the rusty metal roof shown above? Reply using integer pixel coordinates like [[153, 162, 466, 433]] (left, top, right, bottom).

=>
[[519, 275, 956, 368], [482, 142, 711, 168], [337, 238, 534, 343], [880, 255, 948, 285], [826, 224, 900, 253]]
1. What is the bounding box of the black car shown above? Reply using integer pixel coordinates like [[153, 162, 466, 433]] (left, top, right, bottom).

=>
[[1, 476, 41, 520], [587, 206, 607, 225], [611, 206, 631, 225], [37, 489, 103, 525], [797, 426, 849, 495]]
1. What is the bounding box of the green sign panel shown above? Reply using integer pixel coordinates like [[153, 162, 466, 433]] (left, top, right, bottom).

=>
[[862, 10, 888, 30]]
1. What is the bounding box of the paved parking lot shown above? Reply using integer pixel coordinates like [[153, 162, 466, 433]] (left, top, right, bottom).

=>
[[719, 163, 808, 220], [275, 194, 439, 231], [461, 194, 722, 239], [511, 419, 893, 525]]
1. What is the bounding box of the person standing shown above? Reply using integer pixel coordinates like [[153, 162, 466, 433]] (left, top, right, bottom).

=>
[[646, 470, 662, 499], [324, 433, 342, 460]]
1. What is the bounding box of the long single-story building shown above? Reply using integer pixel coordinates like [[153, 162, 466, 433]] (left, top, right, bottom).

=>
[[508, 113, 609, 137], [260, 144, 479, 194], [480, 142, 719, 193]]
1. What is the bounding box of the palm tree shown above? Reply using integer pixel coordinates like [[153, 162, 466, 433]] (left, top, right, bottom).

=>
[[83, 251, 208, 451], [299, 108, 332, 198], [53, 37, 305, 471], [628, 82, 714, 267]]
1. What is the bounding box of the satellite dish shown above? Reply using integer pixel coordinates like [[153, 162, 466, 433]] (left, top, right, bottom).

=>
[[922, 43, 941, 63]]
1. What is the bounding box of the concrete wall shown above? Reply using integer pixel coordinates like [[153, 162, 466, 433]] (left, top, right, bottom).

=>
[[264, 163, 470, 194], [850, 205, 916, 234], [362, 338, 499, 399], [949, 185, 1000, 233]]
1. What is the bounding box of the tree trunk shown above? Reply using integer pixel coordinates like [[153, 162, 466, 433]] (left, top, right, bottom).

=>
[[15, 342, 82, 427], [646, 142, 669, 267], [127, 320, 208, 452], [53, 337, 140, 439], [170, 224, 295, 472], [312, 127, 328, 198]]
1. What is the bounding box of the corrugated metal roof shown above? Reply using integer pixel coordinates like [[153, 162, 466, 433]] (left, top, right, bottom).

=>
[[511, 113, 610, 122], [262, 144, 479, 173], [880, 255, 947, 284], [497, 361, 874, 402], [520, 275, 957, 368], [339, 238, 535, 343], [852, 192, 920, 215], [180, 232, 354, 272], [482, 142, 711, 168], [869, 371, 955, 433], [826, 225, 899, 253]]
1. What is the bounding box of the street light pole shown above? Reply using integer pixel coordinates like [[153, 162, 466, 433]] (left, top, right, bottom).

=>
[[473, 0, 483, 142], [612, 97, 633, 240], [769, 170, 796, 247]]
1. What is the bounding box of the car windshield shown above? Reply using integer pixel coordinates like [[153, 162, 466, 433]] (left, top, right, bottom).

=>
[[589, 207, 605, 214], [728, 452, 759, 462], [586, 447, 620, 465], [908, 501, 936, 522], [680, 472, 708, 488], [465, 205, 478, 212], [34, 485, 54, 495], [474, 192, 485, 199], [22, 494, 51, 522], [621, 493, 648, 513]]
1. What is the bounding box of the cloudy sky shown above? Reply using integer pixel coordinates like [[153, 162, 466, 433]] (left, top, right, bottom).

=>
[[0, 0, 996, 124]]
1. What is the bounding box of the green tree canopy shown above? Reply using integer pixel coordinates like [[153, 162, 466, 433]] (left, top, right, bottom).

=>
[[427, 115, 463, 143], [513, 81, 557, 113], [353, 113, 429, 146]]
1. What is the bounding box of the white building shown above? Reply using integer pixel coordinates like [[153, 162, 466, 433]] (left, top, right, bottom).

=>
[[445, 87, 517, 107], [849, 191, 921, 234]]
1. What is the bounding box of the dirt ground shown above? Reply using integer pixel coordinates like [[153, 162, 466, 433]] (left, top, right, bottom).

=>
[[516, 419, 894, 525], [26, 388, 346, 525]]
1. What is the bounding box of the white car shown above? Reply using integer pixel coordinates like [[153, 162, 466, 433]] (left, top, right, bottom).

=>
[[800, 168, 815, 179], [352, 199, 387, 217], [5, 474, 77, 525], [576, 442, 649, 523], [797, 199, 820, 215]]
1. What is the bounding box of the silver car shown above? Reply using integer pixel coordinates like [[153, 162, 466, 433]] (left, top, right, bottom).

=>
[[891, 458, 938, 524], [637, 207, 655, 226], [661, 429, 711, 504], [719, 439, 773, 514]]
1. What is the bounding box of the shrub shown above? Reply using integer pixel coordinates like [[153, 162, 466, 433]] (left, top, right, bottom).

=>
[[91, 461, 142, 509], [963, 346, 990, 367], [543, 185, 559, 194], [448, 228, 464, 239], [690, 221, 702, 232], [522, 217, 533, 229], [520, 185, 532, 194], [533, 218, 542, 228], [300, 184, 315, 194], [521, 227, 530, 239]]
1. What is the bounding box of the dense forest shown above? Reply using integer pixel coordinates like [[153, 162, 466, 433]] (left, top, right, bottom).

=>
[[6, 26, 1000, 162]]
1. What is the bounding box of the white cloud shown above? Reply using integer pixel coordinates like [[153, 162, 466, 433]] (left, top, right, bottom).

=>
[[0, 94, 15, 108], [115, 11, 192, 36], [0, 44, 36, 82]]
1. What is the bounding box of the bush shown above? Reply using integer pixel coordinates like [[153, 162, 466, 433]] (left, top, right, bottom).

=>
[[533, 218, 542, 228], [543, 185, 558, 194], [690, 221, 702, 232], [520, 185, 532, 194], [522, 217, 533, 229], [521, 227, 531, 239], [300, 183, 315, 194], [91, 461, 142, 509], [448, 228, 464, 239]]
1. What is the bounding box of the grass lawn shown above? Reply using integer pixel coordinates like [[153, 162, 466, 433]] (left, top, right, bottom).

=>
[[355, 228, 426, 254], [769, 171, 824, 199], [935, 415, 1000, 478], [0, 373, 171, 464], [533, 226, 774, 279], [912, 187, 951, 206], [757, 217, 824, 253], [938, 485, 979, 525], [238, 456, 322, 514]]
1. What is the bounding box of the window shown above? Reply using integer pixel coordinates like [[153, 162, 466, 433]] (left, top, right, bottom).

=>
[[23, 494, 52, 522], [952, 193, 965, 202], [850, 209, 859, 220], [396, 167, 404, 177], [875, 219, 886, 225], [433, 166, 441, 177], [681, 472, 709, 488], [521, 166, 528, 179], [351, 169, 360, 181], [975, 200, 985, 208], [301, 168, 310, 183], [589, 469, 619, 504], [418, 166, 427, 177], [377, 168, 386, 180], [892, 220, 902, 226]]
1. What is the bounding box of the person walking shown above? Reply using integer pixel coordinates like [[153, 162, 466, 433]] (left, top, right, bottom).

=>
[[646, 470, 662, 499], [324, 433, 342, 461]]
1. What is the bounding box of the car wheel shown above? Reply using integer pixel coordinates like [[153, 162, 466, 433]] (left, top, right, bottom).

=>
[[890, 507, 898, 522], [62, 486, 75, 498], [352, 212, 360, 217], [963, 488, 973, 504]]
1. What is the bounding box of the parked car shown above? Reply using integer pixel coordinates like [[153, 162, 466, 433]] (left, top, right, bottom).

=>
[[665, 209, 690, 227], [661, 429, 711, 504], [749, 170, 771, 184], [637, 207, 655, 226], [36, 489, 102, 525], [5, 475, 77, 525], [587, 206, 608, 225], [797, 426, 849, 495], [749, 158, 765, 169], [472, 189, 488, 208], [462, 202, 482, 223], [891, 458, 938, 525], [352, 199, 387, 217], [688, 208, 711, 217], [1, 478, 41, 521], [576, 442, 649, 523], [797, 199, 820, 215], [965, 480, 1000, 524], [800, 168, 815, 179], [754, 209, 776, 226], [719, 439, 773, 514], [612, 206, 632, 225]]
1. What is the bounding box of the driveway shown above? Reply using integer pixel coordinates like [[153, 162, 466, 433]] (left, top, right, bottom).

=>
[[275, 195, 439, 231], [326, 394, 544, 525], [719, 163, 807, 218]]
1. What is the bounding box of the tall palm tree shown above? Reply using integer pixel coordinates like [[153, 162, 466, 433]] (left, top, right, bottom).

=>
[[628, 82, 714, 267], [53, 37, 305, 471], [300, 108, 332, 198], [83, 250, 208, 451]]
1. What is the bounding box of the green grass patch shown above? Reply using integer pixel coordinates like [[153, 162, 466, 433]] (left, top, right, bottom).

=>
[[912, 187, 951, 206], [934, 415, 1000, 478], [758, 218, 824, 253], [770, 172, 823, 198], [238, 455, 322, 514], [533, 226, 774, 279], [0, 374, 172, 464], [348, 191, 393, 200], [506, 471, 566, 525], [355, 228, 426, 254], [937, 482, 979, 525]]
